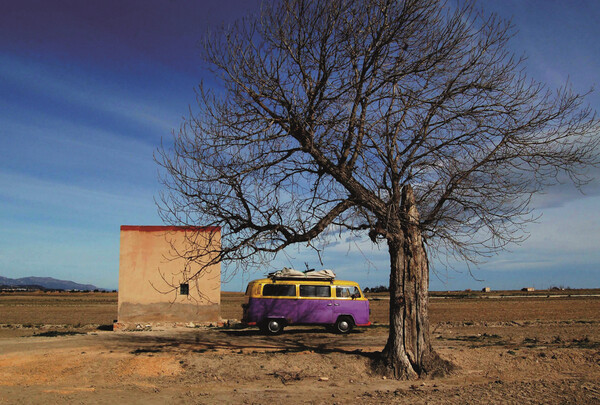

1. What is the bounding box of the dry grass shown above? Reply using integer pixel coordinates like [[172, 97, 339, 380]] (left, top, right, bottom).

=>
[[220, 291, 600, 325], [0, 292, 118, 326], [1, 290, 599, 327]]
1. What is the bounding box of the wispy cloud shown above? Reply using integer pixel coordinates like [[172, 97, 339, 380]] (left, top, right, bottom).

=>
[[0, 53, 183, 135], [0, 170, 159, 224], [1, 111, 158, 183]]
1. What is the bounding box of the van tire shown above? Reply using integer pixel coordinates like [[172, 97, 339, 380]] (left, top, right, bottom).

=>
[[333, 316, 354, 334], [261, 319, 284, 335]]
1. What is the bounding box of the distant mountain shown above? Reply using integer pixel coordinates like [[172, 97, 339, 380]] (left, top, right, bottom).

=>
[[0, 276, 103, 291]]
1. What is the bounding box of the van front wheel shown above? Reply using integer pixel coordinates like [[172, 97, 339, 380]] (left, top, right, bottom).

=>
[[333, 316, 354, 334], [261, 319, 284, 335]]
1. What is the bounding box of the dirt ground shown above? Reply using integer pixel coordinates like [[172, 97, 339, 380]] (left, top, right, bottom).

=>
[[0, 292, 599, 404]]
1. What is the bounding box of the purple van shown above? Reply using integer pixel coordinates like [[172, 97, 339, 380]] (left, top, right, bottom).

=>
[[242, 277, 370, 334]]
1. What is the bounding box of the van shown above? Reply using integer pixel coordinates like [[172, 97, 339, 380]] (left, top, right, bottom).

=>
[[242, 269, 370, 334]]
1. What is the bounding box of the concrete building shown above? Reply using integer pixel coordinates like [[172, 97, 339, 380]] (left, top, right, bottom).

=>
[[117, 225, 221, 326]]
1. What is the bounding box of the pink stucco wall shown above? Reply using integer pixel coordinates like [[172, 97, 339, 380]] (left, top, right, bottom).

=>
[[118, 225, 221, 324]]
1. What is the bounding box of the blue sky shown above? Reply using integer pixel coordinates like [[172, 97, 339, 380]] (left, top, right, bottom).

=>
[[0, 1, 598, 291]]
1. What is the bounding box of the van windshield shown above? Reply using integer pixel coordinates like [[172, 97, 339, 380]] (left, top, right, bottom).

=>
[[336, 286, 360, 298]]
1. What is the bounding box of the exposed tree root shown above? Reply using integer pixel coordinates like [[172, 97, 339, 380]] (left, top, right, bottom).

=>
[[372, 349, 455, 380]]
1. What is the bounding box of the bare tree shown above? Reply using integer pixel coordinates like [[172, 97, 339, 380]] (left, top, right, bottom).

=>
[[157, 0, 599, 378]]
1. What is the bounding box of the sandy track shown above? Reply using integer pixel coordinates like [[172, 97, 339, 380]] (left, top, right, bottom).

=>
[[0, 321, 599, 404]]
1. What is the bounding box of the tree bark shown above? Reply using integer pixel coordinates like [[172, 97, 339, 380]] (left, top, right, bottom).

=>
[[379, 185, 453, 379]]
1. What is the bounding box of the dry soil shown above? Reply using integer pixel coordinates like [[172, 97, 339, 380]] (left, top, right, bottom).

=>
[[0, 291, 598, 404]]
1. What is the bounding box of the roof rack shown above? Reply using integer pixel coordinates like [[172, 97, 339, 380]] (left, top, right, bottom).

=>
[[267, 268, 336, 281]]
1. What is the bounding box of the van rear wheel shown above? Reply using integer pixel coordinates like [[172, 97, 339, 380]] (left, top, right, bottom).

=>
[[261, 319, 284, 335], [333, 316, 354, 334]]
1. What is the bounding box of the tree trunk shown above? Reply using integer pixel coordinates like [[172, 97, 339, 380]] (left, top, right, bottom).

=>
[[379, 185, 453, 379]]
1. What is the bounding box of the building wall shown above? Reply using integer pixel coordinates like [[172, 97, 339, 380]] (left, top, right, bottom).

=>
[[118, 225, 221, 324]]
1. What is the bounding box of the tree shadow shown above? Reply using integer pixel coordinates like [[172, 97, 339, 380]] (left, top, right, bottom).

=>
[[221, 327, 377, 357], [101, 327, 380, 360]]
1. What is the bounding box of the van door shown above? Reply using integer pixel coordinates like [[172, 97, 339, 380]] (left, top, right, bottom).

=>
[[333, 286, 370, 325], [296, 284, 333, 324]]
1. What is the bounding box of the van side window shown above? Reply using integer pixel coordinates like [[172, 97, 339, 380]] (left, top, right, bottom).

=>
[[336, 286, 360, 298], [262, 284, 296, 297], [299, 285, 331, 297]]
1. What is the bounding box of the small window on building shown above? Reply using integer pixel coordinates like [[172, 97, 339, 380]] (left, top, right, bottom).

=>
[[299, 285, 331, 298], [262, 284, 296, 297], [180, 283, 189, 295]]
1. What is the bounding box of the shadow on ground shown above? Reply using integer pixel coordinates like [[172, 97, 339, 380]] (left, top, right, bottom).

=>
[[102, 327, 385, 359]]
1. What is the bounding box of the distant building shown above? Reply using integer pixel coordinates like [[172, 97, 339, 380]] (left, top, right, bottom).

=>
[[521, 287, 535, 292], [117, 225, 221, 327], [482, 287, 491, 292]]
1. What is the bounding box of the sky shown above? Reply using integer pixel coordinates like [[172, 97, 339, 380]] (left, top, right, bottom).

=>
[[0, 0, 598, 291]]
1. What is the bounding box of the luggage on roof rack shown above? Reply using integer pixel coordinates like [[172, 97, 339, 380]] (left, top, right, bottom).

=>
[[267, 267, 336, 281]]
